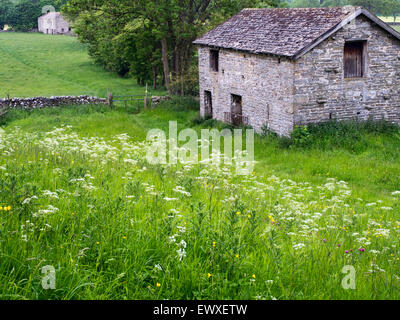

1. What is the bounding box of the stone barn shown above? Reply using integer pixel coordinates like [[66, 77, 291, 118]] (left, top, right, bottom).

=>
[[38, 12, 72, 35], [193, 7, 400, 136]]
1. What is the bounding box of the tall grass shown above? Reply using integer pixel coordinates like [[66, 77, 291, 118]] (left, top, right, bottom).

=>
[[1, 101, 400, 300]]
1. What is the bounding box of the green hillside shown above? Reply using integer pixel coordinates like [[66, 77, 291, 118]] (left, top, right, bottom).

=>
[[0, 33, 165, 98]]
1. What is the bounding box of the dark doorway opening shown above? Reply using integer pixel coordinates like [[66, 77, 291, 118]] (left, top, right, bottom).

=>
[[204, 91, 213, 118], [231, 94, 243, 126]]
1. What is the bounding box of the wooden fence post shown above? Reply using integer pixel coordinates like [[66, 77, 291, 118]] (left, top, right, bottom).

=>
[[107, 89, 113, 108], [144, 84, 148, 110]]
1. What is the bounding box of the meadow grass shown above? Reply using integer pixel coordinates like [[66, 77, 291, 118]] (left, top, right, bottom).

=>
[[379, 16, 399, 23], [378, 17, 400, 33], [1, 100, 400, 300], [0, 33, 165, 98]]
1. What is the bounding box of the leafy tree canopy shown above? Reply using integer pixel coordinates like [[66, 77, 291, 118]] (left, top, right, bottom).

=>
[[62, 0, 285, 93], [1, 0, 67, 31]]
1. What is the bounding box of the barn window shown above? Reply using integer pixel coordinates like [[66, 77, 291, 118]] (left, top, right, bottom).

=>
[[210, 50, 219, 72], [344, 41, 366, 78]]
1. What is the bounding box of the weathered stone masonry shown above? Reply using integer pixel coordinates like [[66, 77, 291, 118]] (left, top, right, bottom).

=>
[[38, 12, 72, 35], [195, 8, 400, 136], [0, 95, 171, 111], [0, 96, 107, 109], [294, 16, 400, 125], [198, 47, 294, 136]]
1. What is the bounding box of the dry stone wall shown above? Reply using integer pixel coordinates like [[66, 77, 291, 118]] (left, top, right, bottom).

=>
[[0, 96, 107, 109]]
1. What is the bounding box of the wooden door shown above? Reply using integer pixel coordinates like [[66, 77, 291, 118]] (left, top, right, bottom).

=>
[[344, 42, 364, 78]]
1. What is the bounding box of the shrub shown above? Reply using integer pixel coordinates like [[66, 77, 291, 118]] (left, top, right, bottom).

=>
[[260, 120, 400, 152], [291, 126, 312, 147], [169, 64, 199, 97], [261, 124, 278, 138], [157, 96, 199, 112]]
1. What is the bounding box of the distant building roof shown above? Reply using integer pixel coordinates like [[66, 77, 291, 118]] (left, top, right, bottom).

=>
[[193, 7, 400, 60]]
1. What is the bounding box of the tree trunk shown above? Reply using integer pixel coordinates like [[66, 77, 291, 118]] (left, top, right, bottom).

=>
[[175, 50, 181, 95], [153, 66, 158, 90], [161, 38, 171, 93], [171, 48, 177, 82], [181, 73, 184, 96]]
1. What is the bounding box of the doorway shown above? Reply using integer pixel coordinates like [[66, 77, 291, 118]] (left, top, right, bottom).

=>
[[204, 91, 213, 118], [230, 94, 243, 126]]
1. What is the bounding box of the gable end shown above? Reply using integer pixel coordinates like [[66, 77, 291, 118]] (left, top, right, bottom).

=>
[[292, 8, 400, 60]]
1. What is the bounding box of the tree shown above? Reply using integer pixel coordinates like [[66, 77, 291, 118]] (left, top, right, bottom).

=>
[[321, 0, 349, 7], [379, 0, 400, 21], [6, 0, 67, 31], [8, 0, 38, 31], [349, 0, 383, 13], [290, 0, 321, 7], [62, 0, 282, 93], [0, 0, 14, 30]]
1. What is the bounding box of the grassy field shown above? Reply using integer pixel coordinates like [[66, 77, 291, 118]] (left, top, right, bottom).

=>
[[0, 33, 165, 98], [379, 16, 399, 23], [0, 102, 400, 300], [1, 32, 400, 300], [378, 17, 400, 33]]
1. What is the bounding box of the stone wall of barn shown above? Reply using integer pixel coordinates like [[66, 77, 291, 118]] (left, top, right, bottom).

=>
[[293, 16, 400, 126], [198, 47, 295, 136], [38, 13, 72, 35]]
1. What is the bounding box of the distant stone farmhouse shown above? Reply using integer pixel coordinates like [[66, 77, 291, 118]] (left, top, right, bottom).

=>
[[194, 7, 400, 136], [38, 12, 72, 35]]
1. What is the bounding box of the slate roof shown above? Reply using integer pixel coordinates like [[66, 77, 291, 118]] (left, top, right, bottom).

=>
[[193, 6, 395, 59]]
